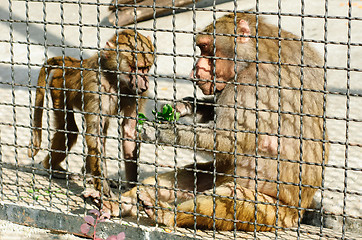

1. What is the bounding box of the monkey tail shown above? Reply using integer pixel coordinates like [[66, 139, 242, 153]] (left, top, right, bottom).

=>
[[28, 57, 69, 157]]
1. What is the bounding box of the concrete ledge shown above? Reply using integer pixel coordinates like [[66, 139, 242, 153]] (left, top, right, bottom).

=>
[[0, 202, 192, 240], [0, 201, 360, 239]]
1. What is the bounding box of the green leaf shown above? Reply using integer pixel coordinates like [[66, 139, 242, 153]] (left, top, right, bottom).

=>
[[162, 104, 169, 115], [175, 111, 180, 121], [138, 112, 147, 119], [159, 104, 175, 121], [138, 112, 148, 125], [144, 104, 180, 124]]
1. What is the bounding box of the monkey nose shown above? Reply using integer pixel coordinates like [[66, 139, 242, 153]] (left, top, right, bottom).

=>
[[137, 83, 148, 94], [138, 87, 147, 94]]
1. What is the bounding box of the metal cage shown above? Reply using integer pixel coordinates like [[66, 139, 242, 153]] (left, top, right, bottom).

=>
[[0, 0, 361, 239]]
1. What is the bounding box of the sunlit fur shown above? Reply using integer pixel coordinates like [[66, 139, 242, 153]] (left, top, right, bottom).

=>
[[121, 12, 328, 231], [28, 30, 154, 216]]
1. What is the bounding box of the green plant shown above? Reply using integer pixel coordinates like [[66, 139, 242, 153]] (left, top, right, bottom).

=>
[[152, 104, 180, 122], [137, 104, 180, 132], [80, 209, 125, 240], [137, 112, 148, 132], [26, 187, 66, 200]]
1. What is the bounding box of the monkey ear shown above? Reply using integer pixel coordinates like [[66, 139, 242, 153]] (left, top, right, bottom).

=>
[[106, 41, 116, 48], [101, 50, 109, 59], [237, 20, 250, 43]]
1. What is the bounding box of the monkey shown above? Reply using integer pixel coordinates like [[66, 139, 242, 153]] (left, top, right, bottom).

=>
[[28, 29, 154, 216], [119, 12, 329, 231]]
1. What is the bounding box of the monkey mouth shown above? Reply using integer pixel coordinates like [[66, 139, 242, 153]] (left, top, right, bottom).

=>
[[129, 84, 148, 94], [137, 88, 147, 94], [196, 79, 210, 87]]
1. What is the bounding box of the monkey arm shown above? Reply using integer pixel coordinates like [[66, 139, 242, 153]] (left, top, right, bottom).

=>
[[141, 121, 236, 153], [175, 96, 215, 123], [122, 107, 140, 186]]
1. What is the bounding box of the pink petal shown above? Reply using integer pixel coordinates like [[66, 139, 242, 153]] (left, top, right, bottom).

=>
[[117, 232, 125, 240], [80, 223, 91, 235], [84, 215, 95, 225], [89, 209, 101, 216], [106, 236, 117, 240]]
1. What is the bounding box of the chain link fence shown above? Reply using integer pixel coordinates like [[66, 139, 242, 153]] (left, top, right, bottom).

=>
[[0, 0, 361, 239]]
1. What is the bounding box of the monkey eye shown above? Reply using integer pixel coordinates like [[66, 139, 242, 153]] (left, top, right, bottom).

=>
[[198, 43, 207, 51], [140, 67, 150, 73], [130, 67, 150, 73], [197, 43, 213, 56]]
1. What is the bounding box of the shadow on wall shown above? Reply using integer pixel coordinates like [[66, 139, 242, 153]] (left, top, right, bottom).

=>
[[0, 0, 234, 88], [0, 5, 111, 87]]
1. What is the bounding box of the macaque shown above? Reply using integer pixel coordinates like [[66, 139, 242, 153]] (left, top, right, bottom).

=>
[[28, 29, 154, 215], [120, 13, 329, 231]]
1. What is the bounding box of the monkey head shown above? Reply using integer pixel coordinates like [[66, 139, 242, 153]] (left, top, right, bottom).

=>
[[192, 13, 256, 95], [101, 29, 155, 94]]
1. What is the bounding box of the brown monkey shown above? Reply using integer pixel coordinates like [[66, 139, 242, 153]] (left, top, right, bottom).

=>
[[28, 29, 154, 215], [120, 13, 329, 231]]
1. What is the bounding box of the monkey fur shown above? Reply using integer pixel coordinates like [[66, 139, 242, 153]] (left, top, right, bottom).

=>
[[120, 13, 329, 231], [28, 29, 154, 216]]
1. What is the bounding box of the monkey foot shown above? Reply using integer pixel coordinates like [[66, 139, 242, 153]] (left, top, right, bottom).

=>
[[82, 188, 120, 217], [39, 163, 76, 180], [138, 191, 175, 226], [109, 179, 122, 189], [50, 170, 76, 180]]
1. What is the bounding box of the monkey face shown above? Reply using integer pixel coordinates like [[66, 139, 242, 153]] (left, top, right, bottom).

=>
[[127, 66, 150, 94], [191, 42, 234, 95], [101, 30, 155, 95], [191, 16, 255, 96], [100, 50, 151, 94]]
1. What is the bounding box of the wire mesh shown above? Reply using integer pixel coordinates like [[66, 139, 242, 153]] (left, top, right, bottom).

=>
[[0, 0, 361, 239]]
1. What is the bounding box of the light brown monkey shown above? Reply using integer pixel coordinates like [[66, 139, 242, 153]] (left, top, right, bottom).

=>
[[120, 13, 329, 231], [28, 29, 154, 215]]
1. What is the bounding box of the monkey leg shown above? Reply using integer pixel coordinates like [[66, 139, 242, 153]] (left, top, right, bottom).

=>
[[85, 143, 112, 196], [119, 171, 178, 217], [83, 114, 119, 216], [142, 182, 299, 231], [123, 161, 216, 217], [81, 118, 113, 185], [101, 119, 118, 188], [84, 144, 120, 216], [43, 109, 78, 178]]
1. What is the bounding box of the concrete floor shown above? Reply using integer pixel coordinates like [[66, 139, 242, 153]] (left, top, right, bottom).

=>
[[0, 219, 83, 240]]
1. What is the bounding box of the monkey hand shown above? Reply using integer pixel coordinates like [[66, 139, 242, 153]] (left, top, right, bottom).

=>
[[82, 188, 120, 217], [138, 188, 175, 227], [140, 122, 177, 145], [174, 102, 192, 117]]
